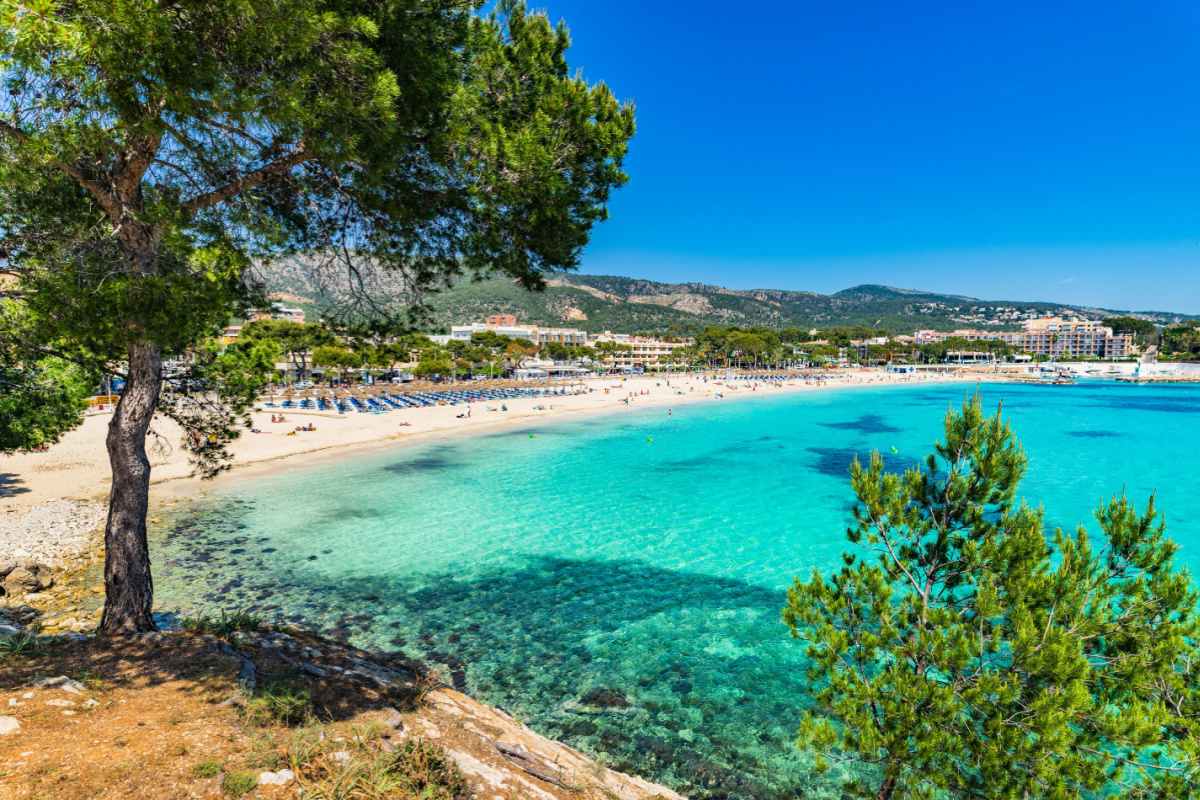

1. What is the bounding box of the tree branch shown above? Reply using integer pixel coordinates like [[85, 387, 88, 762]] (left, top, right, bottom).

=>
[[181, 144, 311, 212], [0, 117, 120, 218]]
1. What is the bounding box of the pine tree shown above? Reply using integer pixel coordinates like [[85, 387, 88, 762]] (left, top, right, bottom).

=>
[[0, 0, 633, 632], [784, 393, 1200, 799]]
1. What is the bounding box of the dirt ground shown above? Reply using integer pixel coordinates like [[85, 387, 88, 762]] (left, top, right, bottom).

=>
[[0, 630, 683, 800]]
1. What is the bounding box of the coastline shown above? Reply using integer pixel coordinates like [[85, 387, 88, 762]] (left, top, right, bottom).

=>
[[0, 369, 998, 617], [3, 370, 995, 520]]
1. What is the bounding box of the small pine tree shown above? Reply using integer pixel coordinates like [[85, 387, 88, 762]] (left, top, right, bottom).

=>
[[784, 393, 1200, 800]]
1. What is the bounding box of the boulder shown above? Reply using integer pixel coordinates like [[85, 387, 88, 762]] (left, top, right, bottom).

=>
[[0, 562, 17, 578], [2, 563, 53, 596], [0, 717, 19, 735]]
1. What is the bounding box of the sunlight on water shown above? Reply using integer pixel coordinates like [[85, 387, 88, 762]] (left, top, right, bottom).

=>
[[153, 381, 1200, 799]]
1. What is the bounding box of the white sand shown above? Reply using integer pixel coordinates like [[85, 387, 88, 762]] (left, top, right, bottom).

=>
[[1, 370, 988, 517]]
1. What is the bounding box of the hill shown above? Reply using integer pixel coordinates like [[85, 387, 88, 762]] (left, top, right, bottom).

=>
[[259, 262, 1198, 335]]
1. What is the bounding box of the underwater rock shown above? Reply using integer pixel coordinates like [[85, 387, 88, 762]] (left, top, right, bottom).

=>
[[580, 687, 630, 708]]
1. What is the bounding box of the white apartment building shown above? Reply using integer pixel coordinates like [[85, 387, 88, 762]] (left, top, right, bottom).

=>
[[588, 333, 691, 370], [450, 321, 588, 346], [914, 317, 1132, 358]]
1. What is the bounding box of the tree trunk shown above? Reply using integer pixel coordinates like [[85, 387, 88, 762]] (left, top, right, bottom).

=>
[[97, 341, 164, 634], [875, 776, 897, 800]]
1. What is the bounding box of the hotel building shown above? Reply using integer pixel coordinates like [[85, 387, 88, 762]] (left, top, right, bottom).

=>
[[588, 332, 691, 369], [450, 319, 589, 346], [914, 318, 1132, 358]]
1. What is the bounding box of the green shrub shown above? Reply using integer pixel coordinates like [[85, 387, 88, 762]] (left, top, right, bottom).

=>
[[191, 760, 221, 778], [180, 609, 266, 640], [384, 738, 468, 800], [279, 734, 467, 800], [220, 771, 258, 797], [0, 633, 42, 659], [244, 678, 311, 727]]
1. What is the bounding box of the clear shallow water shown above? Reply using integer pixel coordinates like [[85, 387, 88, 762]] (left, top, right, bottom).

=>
[[153, 381, 1200, 799]]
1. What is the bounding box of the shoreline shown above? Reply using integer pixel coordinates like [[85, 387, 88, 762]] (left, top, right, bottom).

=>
[[3, 370, 997, 521], [1, 370, 999, 624], [156, 370, 996, 503]]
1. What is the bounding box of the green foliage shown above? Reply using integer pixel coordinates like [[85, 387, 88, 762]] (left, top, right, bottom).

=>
[[1103, 316, 1158, 338], [220, 771, 258, 797], [244, 678, 313, 727], [916, 336, 1012, 363], [0, 301, 94, 451], [1160, 324, 1200, 358], [0, 632, 42, 659], [191, 761, 222, 779], [292, 735, 469, 800], [413, 359, 453, 377], [180, 609, 267, 640], [783, 394, 1200, 799], [240, 320, 337, 382]]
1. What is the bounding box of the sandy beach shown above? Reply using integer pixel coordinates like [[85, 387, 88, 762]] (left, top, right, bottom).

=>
[[3, 370, 989, 510], [0, 369, 992, 565]]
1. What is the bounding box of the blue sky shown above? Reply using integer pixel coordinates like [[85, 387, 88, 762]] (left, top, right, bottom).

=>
[[538, 0, 1200, 313]]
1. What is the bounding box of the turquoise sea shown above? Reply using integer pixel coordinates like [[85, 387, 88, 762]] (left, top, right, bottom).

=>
[[153, 380, 1200, 799]]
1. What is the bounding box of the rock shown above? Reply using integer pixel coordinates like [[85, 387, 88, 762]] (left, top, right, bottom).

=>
[[29, 676, 85, 692], [259, 769, 295, 785], [0, 623, 21, 636], [21, 692, 33, 699], [46, 699, 75, 707], [0, 561, 16, 577], [381, 708, 404, 729], [3, 563, 53, 596], [580, 687, 630, 708], [331, 751, 351, 764], [300, 662, 328, 678], [0, 717, 20, 734], [84, 699, 100, 707]]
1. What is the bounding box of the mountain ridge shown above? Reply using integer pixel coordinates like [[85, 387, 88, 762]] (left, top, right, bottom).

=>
[[260, 263, 1197, 335]]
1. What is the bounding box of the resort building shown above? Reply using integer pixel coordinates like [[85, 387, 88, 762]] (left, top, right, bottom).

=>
[[588, 333, 691, 370], [914, 318, 1133, 358], [250, 302, 306, 324], [450, 319, 588, 346]]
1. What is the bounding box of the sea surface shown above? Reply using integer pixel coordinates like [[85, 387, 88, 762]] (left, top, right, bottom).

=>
[[153, 380, 1200, 799]]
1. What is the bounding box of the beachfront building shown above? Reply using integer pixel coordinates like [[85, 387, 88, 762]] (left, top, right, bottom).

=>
[[450, 319, 588, 346], [588, 332, 691, 370], [250, 302, 306, 324], [914, 318, 1133, 358]]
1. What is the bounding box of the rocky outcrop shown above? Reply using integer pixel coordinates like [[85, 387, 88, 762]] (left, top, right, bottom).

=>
[[232, 628, 687, 799], [420, 688, 687, 800]]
